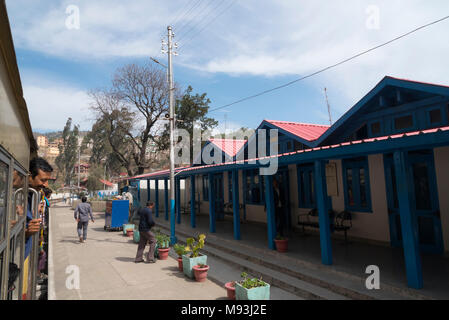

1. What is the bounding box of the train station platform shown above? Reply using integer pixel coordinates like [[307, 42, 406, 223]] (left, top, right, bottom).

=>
[[48, 203, 228, 300]]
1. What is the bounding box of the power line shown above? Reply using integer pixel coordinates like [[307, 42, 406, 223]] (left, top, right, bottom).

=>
[[177, 0, 228, 43], [178, 0, 238, 50], [209, 15, 449, 113], [173, 0, 210, 36], [157, 0, 203, 42]]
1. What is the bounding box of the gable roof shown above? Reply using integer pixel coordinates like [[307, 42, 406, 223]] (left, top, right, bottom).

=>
[[208, 138, 247, 158], [264, 120, 330, 142], [315, 76, 449, 146]]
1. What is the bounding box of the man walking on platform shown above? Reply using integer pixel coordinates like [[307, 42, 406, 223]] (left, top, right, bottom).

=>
[[74, 196, 94, 243], [135, 201, 156, 264]]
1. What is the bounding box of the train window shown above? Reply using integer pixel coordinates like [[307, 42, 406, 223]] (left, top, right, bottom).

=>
[[11, 170, 26, 224], [8, 237, 19, 300], [0, 161, 9, 242]]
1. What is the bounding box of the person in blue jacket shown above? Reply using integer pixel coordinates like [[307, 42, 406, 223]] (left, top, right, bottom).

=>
[[135, 201, 156, 263]]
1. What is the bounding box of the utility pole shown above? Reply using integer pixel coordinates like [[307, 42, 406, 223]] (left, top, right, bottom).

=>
[[166, 26, 177, 244], [324, 88, 333, 126]]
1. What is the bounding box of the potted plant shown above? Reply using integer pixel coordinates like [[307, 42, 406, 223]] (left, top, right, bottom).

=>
[[224, 281, 236, 300], [123, 223, 134, 236], [173, 243, 190, 272], [274, 234, 288, 253], [192, 263, 210, 282], [235, 272, 270, 300], [182, 234, 207, 279], [156, 232, 170, 260]]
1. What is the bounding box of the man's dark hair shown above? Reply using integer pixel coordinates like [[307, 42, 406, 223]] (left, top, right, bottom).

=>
[[146, 201, 154, 207], [30, 157, 53, 178], [82, 196, 87, 203]]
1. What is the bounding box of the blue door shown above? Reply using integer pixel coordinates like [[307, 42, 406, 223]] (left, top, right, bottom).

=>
[[384, 150, 444, 254], [213, 173, 225, 220], [275, 166, 291, 231]]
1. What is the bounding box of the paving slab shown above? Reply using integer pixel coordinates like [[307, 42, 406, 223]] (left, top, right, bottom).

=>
[[49, 204, 227, 300]]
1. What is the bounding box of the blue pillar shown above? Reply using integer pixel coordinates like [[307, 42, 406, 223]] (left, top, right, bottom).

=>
[[176, 177, 181, 224], [137, 180, 141, 205], [314, 160, 333, 265], [232, 170, 241, 240], [393, 151, 423, 289], [170, 197, 177, 244], [164, 178, 169, 221], [155, 179, 159, 218], [264, 175, 276, 249], [208, 173, 216, 233], [147, 179, 150, 202], [190, 175, 196, 228]]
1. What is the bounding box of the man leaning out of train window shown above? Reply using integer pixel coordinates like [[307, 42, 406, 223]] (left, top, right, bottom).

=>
[[25, 157, 53, 258]]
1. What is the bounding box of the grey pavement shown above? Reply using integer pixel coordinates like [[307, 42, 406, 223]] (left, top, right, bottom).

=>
[[49, 203, 228, 300]]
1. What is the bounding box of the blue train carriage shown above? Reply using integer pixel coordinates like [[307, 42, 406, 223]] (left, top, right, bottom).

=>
[[0, 2, 40, 300]]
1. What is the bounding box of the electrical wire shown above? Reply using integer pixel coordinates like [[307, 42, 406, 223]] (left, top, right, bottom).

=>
[[208, 15, 449, 113], [176, 0, 228, 43], [173, 0, 211, 37], [178, 0, 238, 50]]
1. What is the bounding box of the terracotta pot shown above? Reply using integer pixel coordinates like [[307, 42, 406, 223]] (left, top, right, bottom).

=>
[[274, 239, 288, 253], [158, 248, 170, 260], [177, 257, 183, 271], [225, 282, 236, 300], [192, 264, 209, 282]]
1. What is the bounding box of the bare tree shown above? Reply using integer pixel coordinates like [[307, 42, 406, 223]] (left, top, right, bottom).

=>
[[89, 63, 176, 176]]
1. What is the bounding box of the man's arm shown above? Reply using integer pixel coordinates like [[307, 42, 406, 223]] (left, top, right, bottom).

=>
[[74, 206, 79, 220]]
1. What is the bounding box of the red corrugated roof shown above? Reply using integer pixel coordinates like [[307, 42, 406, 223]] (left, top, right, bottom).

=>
[[208, 138, 247, 157], [124, 126, 449, 180], [99, 179, 114, 187], [265, 120, 330, 142]]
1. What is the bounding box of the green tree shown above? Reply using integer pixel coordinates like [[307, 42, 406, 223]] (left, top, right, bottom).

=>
[[160, 86, 218, 162], [55, 118, 79, 186]]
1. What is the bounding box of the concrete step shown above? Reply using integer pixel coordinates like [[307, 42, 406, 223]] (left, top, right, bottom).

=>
[[167, 233, 346, 300], [155, 221, 428, 300]]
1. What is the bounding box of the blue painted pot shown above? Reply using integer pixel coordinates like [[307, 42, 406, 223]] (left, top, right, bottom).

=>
[[133, 230, 140, 243], [182, 254, 207, 279], [235, 282, 270, 300]]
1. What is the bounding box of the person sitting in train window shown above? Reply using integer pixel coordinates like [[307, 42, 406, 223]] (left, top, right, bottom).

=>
[[26, 157, 53, 258]]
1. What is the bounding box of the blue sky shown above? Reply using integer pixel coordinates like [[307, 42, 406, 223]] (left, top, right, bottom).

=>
[[5, 0, 449, 133]]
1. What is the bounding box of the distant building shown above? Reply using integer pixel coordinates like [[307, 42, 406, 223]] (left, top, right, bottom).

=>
[[36, 136, 48, 148]]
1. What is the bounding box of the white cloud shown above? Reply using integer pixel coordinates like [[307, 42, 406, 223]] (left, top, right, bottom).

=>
[[7, 0, 449, 119], [23, 84, 93, 131]]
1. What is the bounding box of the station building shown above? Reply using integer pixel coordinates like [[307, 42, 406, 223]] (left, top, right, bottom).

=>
[[127, 76, 449, 290]]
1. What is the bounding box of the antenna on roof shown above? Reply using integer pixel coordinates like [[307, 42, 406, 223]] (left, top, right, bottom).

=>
[[324, 88, 333, 126]]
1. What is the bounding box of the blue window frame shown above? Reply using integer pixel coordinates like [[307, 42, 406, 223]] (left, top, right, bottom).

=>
[[228, 171, 233, 202], [368, 120, 382, 137], [203, 175, 209, 201], [342, 157, 372, 212], [297, 164, 315, 208], [393, 113, 415, 133], [426, 107, 444, 127], [243, 169, 265, 205]]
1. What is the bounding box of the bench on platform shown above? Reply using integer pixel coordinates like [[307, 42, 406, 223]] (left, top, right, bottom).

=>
[[297, 208, 353, 243]]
